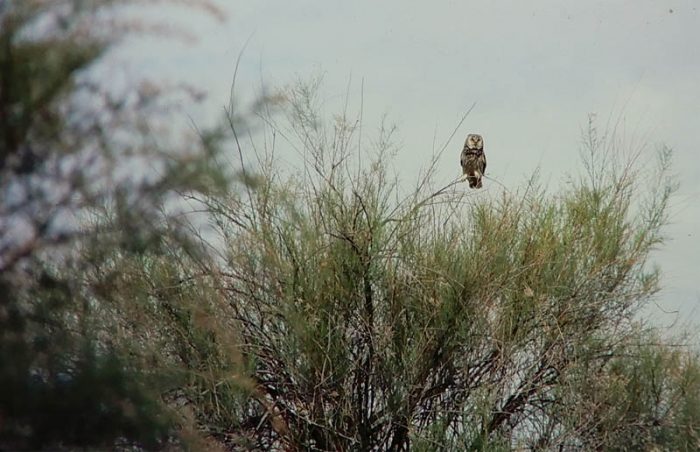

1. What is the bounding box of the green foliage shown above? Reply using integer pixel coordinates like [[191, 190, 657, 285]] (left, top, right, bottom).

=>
[[102, 80, 691, 450], [0, 334, 172, 449], [1, 3, 697, 449], [0, 260, 175, 449], [0, 1, 231, 449], [558, 329, 700, 451], [0, 32, 102, 169]]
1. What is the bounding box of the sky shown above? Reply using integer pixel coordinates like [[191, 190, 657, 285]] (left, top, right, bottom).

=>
[[111, 0, 699, 330]]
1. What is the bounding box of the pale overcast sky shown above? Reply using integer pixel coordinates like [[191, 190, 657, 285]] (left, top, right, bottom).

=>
[[113, 1, 699, 329]]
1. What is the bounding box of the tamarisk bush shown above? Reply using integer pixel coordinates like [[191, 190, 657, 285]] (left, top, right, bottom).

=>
[[126, 83, 696, 450]]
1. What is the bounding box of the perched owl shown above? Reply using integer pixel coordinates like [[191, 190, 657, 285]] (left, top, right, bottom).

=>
[[460, 133, 487, 188]]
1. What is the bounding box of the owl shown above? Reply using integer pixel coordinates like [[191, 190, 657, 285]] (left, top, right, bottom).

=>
[[460, 133, 487, 188]]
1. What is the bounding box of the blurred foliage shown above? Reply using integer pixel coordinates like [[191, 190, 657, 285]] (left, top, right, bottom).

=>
[[0, 0, 231, 449]]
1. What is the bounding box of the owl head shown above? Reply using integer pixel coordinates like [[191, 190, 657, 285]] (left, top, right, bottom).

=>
[[465, 134, 484, 150]]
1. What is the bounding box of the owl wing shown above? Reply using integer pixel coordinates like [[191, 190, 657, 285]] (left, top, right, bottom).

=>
[[479, 153, 486, 175], [460, 149, 470, 173]]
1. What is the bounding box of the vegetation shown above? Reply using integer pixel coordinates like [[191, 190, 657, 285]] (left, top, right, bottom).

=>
[[1, 2, 699, 451], [0, 1, 227, 449]]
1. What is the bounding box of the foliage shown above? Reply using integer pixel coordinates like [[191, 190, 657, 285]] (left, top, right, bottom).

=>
[[558, 329, 700, 451], [0, 1, 228, 449], [2, 2, 698, 449], [93, 79, 697, 450]]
